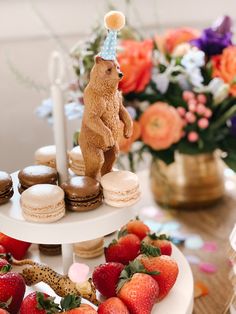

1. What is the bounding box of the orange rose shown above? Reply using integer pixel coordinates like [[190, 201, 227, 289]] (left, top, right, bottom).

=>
[[212, 46, 236, 96], [140, 102, 183, 150], [119, 120, 141, 153], [161, 28, 200, 54], [117, 39, 153, 94]]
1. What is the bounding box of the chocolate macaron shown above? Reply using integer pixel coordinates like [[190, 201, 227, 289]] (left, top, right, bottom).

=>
[[61, 176, 103, 212], [39, 244, 62, 256], [0, 171, 13, 205], [18, 165, 58, 194]]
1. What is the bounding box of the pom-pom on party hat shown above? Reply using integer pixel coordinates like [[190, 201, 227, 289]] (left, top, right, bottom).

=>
[[100, 11, 125, 61]]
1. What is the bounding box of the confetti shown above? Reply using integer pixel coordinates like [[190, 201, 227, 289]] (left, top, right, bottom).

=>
[[144, 220, 162, 232], [199, 262, 217, 274], [194, 281, 209, 298], [185, 235, 204, 250], [161, 221, 181, 232], [140, 206, 158, 218], [186, 255, 201, 265], [202, 241, 218, 252]]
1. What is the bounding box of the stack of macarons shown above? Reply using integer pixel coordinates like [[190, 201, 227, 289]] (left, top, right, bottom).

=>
[[101, 170, 141, 207], [73, 237, 104, 259], [35, 145, 57, 168], [69, 146, 85, 176], [20, 184, 65, 223], [18, 165, 58, 194], [61, 176, 103, 212], [0, 171, 14, 205]]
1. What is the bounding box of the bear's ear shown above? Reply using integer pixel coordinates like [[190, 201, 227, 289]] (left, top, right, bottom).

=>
[[95, 55, 103, 64]]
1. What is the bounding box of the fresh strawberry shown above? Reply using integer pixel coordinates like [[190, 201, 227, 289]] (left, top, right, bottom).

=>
[[0, 245, 6, 255], [0, 271, 25, 314], [139, 243, 178, 301], [92, 262, 124, 298], [0, 299, 11, 314], [0, 233, 31, 260], [105, 234, 140, 265], [98, 297, 129, 314], [60, 295, 97, 313], [121, 217, 150, 240], [0, 309, 9, 314], [143, 233, 172, 256], [117, 261, 159, 314], [20, 292, 59, 314], [0, 259, 11, 274]]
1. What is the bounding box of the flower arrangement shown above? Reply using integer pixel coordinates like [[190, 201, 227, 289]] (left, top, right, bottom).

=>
[[72, 15, 236, 170]]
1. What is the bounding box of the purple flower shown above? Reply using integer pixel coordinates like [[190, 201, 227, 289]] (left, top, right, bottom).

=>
[[191, 16, 233, 56], [230, 116, 236, 136]]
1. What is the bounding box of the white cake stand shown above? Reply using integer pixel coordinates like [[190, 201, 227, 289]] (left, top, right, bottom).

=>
[[0, 172, 138, 273]]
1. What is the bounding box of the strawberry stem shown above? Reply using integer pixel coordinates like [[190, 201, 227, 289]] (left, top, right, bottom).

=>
[[140, 242, 161, 257], [0, 264, 12, 274], [60, 295, 81, 311], [0, 297, 12, 309], [36, 292, 60, 313], [148, 233, 170, 241]]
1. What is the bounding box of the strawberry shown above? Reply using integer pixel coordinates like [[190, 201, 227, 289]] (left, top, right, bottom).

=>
[[0, 259, 11, 274], [92, 262, 124, 298], [20, 292, 59, 314], [143, 233, 172, 256], [0, 245, 6, 255], [0, 271, 25, 314], [139, 243, 178, 301], [122, 217, 150, 240], [0, 233, 31, 260], [98, 297, 129, 314], [117, 261, 159, 314], [0, 309, 9, 314], [105, 234, 140, 265], [60, 295, 97, 313]]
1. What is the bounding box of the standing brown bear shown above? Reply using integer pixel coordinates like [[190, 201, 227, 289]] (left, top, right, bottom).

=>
[[79, 11, 133, 180]]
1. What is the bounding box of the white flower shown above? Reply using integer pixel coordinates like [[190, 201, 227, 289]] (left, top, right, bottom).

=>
[[35, 98, 53, 119], [188, 67, 204, 87], [181, 49, 205, 69], [152, 72, 170, 93], [213, 84, 230, 105]]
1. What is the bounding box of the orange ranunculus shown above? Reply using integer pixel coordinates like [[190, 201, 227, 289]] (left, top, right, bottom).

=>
[[119, 120, 141, 153], [161, 28, 200, 54], [140, 102, 183, 150], [212, 46, 236, 96], [117, 39, 153, 94]]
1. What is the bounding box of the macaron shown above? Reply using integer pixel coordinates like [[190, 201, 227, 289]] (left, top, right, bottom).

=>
[[39, 244, 62, 256], [20, 184, 65, 223], [35, 145, 57, 168], [101, 170, 141, 207], [18, 165, 58, 194], [73, 237, 104, 259], [61, 176, 103, 212], [69, 146, 85, 176], [0, 171, 13, 205]]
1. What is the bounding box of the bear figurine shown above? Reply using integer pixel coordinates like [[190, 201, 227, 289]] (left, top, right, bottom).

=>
[[79, 56, 133, 180]]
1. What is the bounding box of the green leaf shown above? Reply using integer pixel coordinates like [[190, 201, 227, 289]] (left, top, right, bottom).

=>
[[0, 297, 12, 309], [0, 264, 12, 274], [140, 243, 161, 257], [36, 292, 59, 314], [60, 295, 81, 311], [118, 229, 128, 239]]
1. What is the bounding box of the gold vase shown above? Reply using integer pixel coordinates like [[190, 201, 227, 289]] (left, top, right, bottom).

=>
[[150, 152, 225, 209]]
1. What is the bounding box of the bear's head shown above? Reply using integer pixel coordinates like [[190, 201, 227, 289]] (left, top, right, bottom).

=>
[[89, 56, 123, 91]]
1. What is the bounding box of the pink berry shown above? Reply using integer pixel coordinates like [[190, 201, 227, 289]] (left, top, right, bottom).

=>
[[198, 118, 209, 129], [183, 91, 195, 102], [204, 108, 212, 118], [196, 104, 206, 115], [188, 131, 199, 142], [185, 112, 196, 124], [177, 107, 186, 117], [197, 94, 207, 104], [188, 102, 197, 112]]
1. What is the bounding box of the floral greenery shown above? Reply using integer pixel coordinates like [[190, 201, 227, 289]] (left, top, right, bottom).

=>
[[71, 15, 236, 171]]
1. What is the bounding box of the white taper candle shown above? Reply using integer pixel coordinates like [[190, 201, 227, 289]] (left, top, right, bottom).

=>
[[49, 51, 68, 184]]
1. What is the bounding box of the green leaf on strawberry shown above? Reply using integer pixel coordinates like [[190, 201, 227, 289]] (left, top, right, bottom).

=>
[[140, 242, 161, 257], [148, 233, 170, 241], [60, 294, 81, 311], [36, 292, 59, 313], [0, 297, 12, 309]]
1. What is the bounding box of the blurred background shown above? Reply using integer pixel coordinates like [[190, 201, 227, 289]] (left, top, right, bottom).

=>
[[0, 0, 236, 172]]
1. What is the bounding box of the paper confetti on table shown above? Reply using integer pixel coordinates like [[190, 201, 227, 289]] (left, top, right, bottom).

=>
[[161, 221, 181, 232], [185, 235, 204, 250], [194, 281, 209, 298], [144, 220, 162, 232], [202, 241, 218, 252], [199, 262, 217, 274], [186, 255, 201, 265]]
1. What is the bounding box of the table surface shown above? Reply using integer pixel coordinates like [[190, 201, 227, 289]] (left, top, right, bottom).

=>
[[138, 169, 236, 314]]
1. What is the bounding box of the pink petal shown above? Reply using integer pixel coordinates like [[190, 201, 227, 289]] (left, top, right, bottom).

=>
[[199, 262, 217, 274], [202, 241, 218, 252]]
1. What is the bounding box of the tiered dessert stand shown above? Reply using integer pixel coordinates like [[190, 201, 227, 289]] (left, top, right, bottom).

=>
[[0, 52, 194, 313]]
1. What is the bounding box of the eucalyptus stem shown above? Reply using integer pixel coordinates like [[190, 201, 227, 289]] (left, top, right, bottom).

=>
[[210, 105, 236, 130]]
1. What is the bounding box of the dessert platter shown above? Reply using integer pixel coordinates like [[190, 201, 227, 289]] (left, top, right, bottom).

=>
[[0, 10, 194, 314]]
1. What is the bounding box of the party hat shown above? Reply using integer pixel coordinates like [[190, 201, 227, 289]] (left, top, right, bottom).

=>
[[100, 11, 125, 61]]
